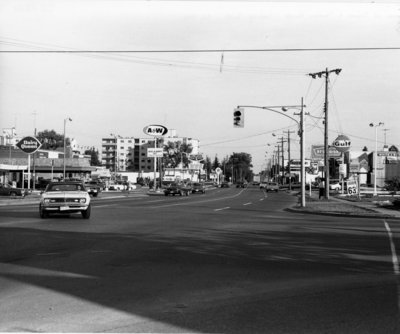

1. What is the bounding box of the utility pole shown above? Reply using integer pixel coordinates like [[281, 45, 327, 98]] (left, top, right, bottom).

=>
[[275, 145, 280, 184], [308, 68, 342, 200], [277, 137, 287, 185], [32, 111, 37, 191], [285, 130, 295, 191]]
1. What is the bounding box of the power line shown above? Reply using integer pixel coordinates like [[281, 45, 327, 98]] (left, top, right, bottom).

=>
[[2, 47, 400, 53]]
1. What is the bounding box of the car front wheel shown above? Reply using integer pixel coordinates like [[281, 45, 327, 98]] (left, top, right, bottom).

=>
[[39, 204, 48, 219], [81, 205, 91, 219]]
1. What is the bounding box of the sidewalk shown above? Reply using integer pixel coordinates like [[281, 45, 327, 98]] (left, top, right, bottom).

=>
[[289, 191, 400, 219]]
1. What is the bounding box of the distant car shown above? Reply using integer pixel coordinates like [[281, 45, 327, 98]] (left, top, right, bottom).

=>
[[329, 182, 342, 191], [259, 182, 267, 189], [191, 182, 206, 194], [108, 182, 125, 191], [220, 182, 230, 188], [39, 181, 91, 219], [164, 182, 191, 196], [236, 181, 248, 188], [84, 181, 103, 197], [0, 183, 27, 197], [264, 182, 280, 192]]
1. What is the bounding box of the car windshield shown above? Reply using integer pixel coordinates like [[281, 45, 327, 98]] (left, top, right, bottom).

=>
[[47, 183, 84, 192]]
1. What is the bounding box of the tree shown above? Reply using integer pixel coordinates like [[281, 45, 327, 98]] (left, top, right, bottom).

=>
[[84, 147, 101, 166], [163, 141, 193, 168], [204, 156, 212, 177], [228, 152, 253, 183], [212, 156, 220, 170], [37, 129, 70, 150]]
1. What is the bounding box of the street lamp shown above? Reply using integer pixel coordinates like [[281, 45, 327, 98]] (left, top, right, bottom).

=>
[[63, 117, 72, 180], [237, 98, 306, 207], [369, 122, 384, 196]]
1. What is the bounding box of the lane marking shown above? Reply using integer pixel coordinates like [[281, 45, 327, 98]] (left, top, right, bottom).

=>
[[243, 202, 252, 206], [214, 207, 230, 211], [149, 191, 244, 209], [384, 220, 400, 275]]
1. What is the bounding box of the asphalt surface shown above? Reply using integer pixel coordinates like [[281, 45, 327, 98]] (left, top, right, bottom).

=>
[[2, 186, 400, 219], [1, 186, 400, 333]]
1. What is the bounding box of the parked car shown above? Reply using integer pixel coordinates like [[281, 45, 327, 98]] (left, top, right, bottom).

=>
[[220, 182, 230, 188], [39, 181, 91, 219], [108, 182, 125, 191], [264, 182, 280, 192], [164, 182, 191, 196], [191, 182, 206, 194], [84, 180, 103, 197], [0, 183, 27, 197], [259, 182, 267, 189], [329, 181, 342, 191]]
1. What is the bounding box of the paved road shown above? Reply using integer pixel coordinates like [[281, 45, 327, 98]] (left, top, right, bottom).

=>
[[0, 186, 400, 333]]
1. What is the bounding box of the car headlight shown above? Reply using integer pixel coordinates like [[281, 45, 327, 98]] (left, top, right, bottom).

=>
[[80, 198, 86, 204], [43, 199, 50, 204]]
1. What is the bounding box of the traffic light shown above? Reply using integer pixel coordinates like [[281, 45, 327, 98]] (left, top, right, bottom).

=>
[[233, 108, 244, 127]]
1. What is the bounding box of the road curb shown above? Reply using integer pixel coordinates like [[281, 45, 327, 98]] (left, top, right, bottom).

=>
[[286, 207, 400, 220]]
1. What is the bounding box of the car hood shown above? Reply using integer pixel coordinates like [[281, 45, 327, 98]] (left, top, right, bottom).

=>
[[42, 191, 89, 198]]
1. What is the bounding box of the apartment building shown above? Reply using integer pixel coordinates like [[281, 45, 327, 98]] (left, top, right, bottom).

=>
[[101, 130, 200, 173]]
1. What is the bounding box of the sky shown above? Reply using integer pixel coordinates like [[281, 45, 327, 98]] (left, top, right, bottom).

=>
[[1, 0, 400, 172]]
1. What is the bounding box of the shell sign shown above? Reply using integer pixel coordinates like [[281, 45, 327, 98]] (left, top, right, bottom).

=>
[[332, 135, 351, 153], [143, 124, 168, 137]]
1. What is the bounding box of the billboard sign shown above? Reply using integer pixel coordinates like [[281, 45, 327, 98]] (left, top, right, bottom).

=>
[[147, 148, 164, 158], [311, 145, 341, 160], [332, 135, 351, 153], [16, 136, 41, 154], [143, 124, 168, 137]]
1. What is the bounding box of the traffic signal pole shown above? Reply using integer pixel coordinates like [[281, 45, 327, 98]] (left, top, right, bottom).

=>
[[308, 68, 342, 200]]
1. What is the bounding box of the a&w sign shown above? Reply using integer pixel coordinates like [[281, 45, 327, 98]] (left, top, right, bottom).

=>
[[143, 125, 168, 137]]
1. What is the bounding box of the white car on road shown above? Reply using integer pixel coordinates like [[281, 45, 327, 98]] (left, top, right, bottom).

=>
[[39, 182, 91, 219]]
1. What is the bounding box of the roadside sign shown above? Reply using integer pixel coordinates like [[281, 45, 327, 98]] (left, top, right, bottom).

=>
[[147, 148, 164, 158], [346, 181, 358, 195], [215, 167, 222, 174], [48, 151, 59, 159], [332, 134, 351, 153], [16, 136, 41, 154]]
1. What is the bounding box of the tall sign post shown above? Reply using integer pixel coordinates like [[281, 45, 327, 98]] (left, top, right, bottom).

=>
[[143, 125, 168, 190], [332, 134, 351, 195], [16, 136, 41, 191]]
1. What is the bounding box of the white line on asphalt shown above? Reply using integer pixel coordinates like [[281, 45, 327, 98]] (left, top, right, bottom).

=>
[[214, 207, 230, 211], [384, 220, 400, 275], [243, 202, 252, 206]]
